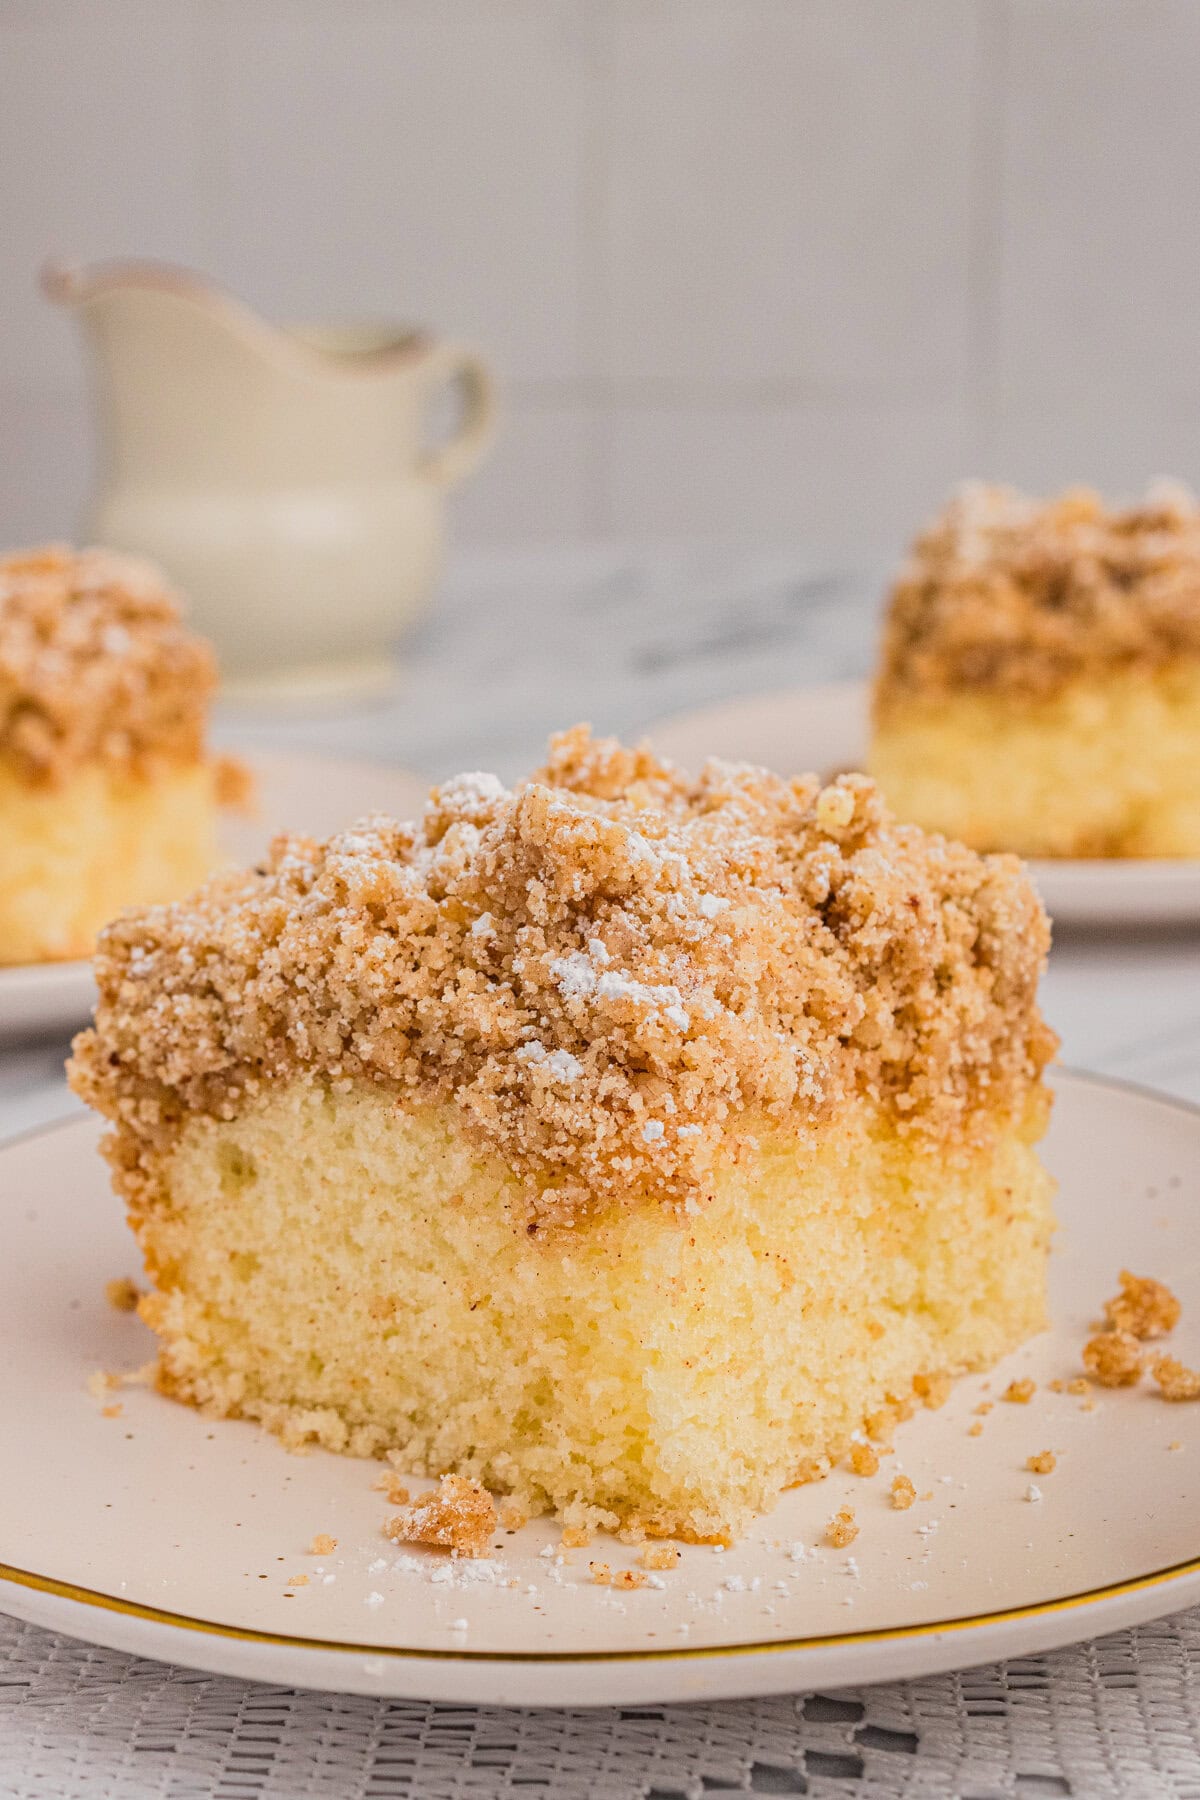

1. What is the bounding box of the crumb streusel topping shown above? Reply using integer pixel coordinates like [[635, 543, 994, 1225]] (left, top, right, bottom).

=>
[[70, 726, 1054, 1224], [875, 481, 1200, 707], [0, 544, 217, 785]]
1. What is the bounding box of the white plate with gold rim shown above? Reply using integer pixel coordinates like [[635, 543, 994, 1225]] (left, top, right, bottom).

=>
[[2, 1069, 1200, 1705], [0, 750, 429, 1044], [645, 682, 1200, 929]]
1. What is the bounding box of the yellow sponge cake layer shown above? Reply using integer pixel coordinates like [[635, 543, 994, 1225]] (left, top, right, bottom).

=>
[[140, 1079, 1052, 1540], [0, 760, 220, 964], [871, 663, 1200, 858]]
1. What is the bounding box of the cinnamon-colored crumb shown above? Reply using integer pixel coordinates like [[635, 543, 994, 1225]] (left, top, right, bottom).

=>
[[101, 1402, 122, 1419], [384, 1474, 496, 1559], [612, 1569, 649, 1590], [105, 1276, 141, 1313], [71, 724, 1054, 1226], [309, 1534, 337, 1556], [1003, 1379, 1036, 1404], [974, 1401, 994, 1415], [1067, 1377, 1091, 1396], [287, 1573, 308, 1587], [875, 481, 1200, 706], [1083, 1331, 1144, 1388], [1047, 1379, 1065, 1394], [560, 1525, 591, 1548], [826, 1507, 859, 1548], [588, 1561, 612, 1586], [640, 1544, 680, 1571], [890, 1475, 917, 1510], [0, 544, 217, 786], [1026, 1450, 1056, 1474], [849, 1442, 880, 1477], [1151, 1355, 1200, 1402], [967, 1421, 983, 1437], [1104, 1270, 1181, 1340], [371, 1471, 412, 1504], [913, 1371, 952, 1411]]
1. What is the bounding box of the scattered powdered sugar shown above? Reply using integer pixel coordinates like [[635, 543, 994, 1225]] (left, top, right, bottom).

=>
[[516, 1041, 583, 1083], [434, 771, 507, 810]]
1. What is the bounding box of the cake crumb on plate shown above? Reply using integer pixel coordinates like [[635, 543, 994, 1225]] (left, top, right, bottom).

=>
[[1104, 1270, 1180, 1340], [1083, 1331, 1143, 1387], [826, 1508, 858, 1548], [385, 1474, 496, 1559], [1152, 1355, 1200, 1402], [105, 1276, 141, 1313]]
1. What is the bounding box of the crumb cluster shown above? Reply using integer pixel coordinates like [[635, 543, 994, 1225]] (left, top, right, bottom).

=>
[[71, 724, 1054, 1223], [1150, 1357, 1200, 1402], [876, 482, 1200, 707], [890, 1474, 916, 1510], [1082, 1271, 1198, 1400], [1104, 1269, 1180, 1339], [0, 544, 218, 785], [826, 1507, 858, 1548], [385, 1474, 496, 1559]]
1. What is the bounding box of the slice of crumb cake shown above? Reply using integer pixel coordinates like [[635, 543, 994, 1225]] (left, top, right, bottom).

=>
[[0, 545, 240, 963], [870, 482, 1200, 858], [70, 727, 1057, 1542]]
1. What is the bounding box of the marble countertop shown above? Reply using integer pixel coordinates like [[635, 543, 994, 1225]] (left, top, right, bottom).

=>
[[3, 543, 1199, 1137]]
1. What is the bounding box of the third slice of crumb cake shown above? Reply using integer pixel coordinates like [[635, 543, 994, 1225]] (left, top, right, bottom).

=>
[[870, 482, 1200, 857], [70, 727, 1057, 1542]]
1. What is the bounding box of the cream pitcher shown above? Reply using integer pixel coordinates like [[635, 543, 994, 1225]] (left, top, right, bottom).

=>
[[46, 260, 497, 699]]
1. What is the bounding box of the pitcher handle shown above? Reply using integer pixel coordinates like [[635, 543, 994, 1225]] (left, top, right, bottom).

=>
[[417, 344, 497, 488]]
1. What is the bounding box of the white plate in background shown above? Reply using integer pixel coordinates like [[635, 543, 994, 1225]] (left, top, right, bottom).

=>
[[0, 750, 429, 1044], [2, 1070, 1200, 1704], [645, 681, 1200, 929]]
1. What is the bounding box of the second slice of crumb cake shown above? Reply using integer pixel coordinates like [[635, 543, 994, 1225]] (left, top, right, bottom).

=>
[[0, 545, 239, 963], [870, 482, 1200, 858], [70, 727, 1057, 1542]]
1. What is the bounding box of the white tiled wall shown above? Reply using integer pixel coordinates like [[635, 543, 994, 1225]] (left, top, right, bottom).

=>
[[2, 0, 1198, 565]]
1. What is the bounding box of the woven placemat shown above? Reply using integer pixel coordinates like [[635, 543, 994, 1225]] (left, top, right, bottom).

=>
[[3, 1609, 1200, 1798]]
